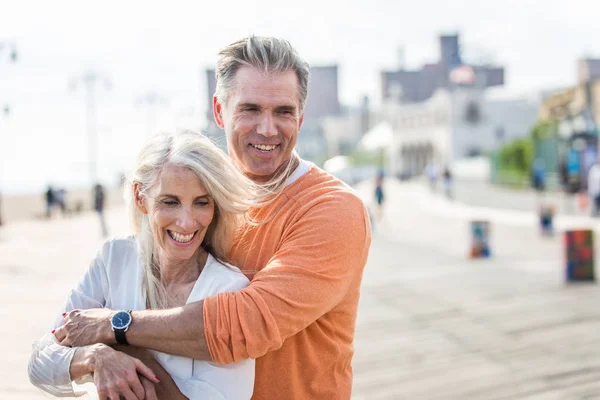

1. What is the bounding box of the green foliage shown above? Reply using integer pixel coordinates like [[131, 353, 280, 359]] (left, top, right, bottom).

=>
[[498, 137, 534, 173], [493, 119, 556, 186], [530, 120, 557, 141]]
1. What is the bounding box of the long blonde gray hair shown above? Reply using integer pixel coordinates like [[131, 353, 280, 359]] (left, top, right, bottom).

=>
[[125, 130, 256, 309]]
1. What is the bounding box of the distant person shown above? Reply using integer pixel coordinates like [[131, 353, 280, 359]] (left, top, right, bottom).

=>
[[44, 185, 54, 218], [532, 158, 546, 193], [29, 131, 257, 399], [374, 170, 385, 220], [93, 183, 109, 237], [588, 160, 600, 216], [425, 161, 439, 192], [55, 188, 67, 216], [442, 167, 453, 199]]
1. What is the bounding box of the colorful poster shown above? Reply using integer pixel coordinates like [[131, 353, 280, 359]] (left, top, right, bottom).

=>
[[470, 220, 490, 258], [565, 229, 595, 281]]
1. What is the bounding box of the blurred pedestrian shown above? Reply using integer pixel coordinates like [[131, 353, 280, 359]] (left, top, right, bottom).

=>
[[55, 188, 67, 216], [587, 160, 600, 216], [532, 158, 546, 193], [442, 167, 453, 199], [93, 183, 109, 237], [44, 185, 54, 218], [374, 170, 385, 220], [425, 161, 439, 192]]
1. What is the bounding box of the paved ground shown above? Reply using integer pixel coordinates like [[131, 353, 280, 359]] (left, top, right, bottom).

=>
[[352, 180, 600, 400], [3, 179, 600, 399]]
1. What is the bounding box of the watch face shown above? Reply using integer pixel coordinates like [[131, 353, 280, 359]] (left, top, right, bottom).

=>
[[112, 311, 131, 329]]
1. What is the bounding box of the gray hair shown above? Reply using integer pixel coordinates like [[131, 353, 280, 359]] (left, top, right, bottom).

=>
[[124, 130, 256, 309], [215, 35, 310, 110]]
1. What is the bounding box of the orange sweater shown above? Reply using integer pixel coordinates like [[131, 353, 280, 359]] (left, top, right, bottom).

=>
[[203, 165, 371, 399]]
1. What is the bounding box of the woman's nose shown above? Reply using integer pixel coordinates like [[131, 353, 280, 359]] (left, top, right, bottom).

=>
[[176, 208, 198, 232]]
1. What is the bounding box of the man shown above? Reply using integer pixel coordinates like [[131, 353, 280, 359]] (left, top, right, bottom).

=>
[[56, 36, 371, 399], [588, 159, 600, 216], [93, 183, 109, 236]]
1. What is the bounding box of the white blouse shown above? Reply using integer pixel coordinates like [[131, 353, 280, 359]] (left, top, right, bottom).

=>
[[28, 236, 255, 399]]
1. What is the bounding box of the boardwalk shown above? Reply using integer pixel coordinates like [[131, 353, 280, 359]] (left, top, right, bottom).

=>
[[3, 180, 600, 399]]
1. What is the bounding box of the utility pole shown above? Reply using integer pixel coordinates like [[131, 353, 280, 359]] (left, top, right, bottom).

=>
[[136, 91, 168, 138], [0, 40, 17, 227], [70, 71, 110, 186]]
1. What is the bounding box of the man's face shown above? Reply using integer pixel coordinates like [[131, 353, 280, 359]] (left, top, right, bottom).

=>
[[214, 66, 304, 183]]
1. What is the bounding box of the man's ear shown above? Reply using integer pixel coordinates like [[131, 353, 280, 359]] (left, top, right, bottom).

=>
[[213, 95, 225, 129], [133, 183, 148, 215]]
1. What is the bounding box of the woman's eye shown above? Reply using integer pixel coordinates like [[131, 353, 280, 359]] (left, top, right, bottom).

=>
[[195, 201, 210, 207], [162, 200, 178, 206]]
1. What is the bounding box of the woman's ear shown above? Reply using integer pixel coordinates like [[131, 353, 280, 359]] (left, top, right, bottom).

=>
[[133, 183, 148, 215]]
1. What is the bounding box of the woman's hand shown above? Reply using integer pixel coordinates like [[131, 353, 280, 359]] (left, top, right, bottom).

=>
[[86, 344, 160, 400]]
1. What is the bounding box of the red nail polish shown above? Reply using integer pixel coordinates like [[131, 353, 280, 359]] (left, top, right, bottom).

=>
[[155, 375, 160, 382], [62, 312, 67, 317], [51, 329, 55, 334]]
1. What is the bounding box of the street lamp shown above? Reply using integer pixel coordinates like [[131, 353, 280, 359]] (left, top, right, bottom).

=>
[[69, 70, 111, 186], [0, 40, 17, 227]]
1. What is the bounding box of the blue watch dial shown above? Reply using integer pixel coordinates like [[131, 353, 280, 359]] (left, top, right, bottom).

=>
[[112, 311, 131, 329]]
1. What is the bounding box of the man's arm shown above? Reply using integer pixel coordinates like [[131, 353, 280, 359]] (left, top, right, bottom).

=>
[[54, 304, 211, 360], [57, 193, 370, 363]]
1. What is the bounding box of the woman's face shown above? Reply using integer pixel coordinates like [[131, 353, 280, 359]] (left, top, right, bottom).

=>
[[137, 165, 215, 265]]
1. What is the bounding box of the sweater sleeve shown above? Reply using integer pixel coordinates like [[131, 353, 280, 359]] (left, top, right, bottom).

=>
[[203, 193, 371, 363], [28, 246, 110, 397]]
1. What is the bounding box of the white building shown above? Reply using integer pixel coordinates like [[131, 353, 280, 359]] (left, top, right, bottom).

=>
[[379, 88, 539, 177]]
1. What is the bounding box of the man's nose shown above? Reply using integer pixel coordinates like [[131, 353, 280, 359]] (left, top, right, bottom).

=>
[[256, 113, 277, 137]]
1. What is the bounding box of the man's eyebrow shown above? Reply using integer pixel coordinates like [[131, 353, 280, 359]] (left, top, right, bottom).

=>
[[275, 105, 297, 113], [236, 102, 260, 110]]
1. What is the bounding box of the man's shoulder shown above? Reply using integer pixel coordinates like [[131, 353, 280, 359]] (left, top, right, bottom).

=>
[[293, 165, 364, 207]]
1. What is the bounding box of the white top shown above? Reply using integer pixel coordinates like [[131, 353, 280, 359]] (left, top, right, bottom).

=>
[[28, 236, 255, 399], [287, 159, 311, 186], [589, 164, 600, 196]]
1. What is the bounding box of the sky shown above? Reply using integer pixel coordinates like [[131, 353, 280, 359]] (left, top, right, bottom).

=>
[[0, 0, 599, 194]]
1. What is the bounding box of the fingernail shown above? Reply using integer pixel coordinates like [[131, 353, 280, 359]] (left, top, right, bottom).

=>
[[62, 312, 67, 317], [155, 375, 160, 382], [51, 329, 55, 334]]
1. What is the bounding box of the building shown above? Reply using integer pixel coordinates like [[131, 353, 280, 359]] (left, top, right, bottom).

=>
[[203, 66, 341, 163], [380, 88, 538, 177], [381, 33, 505, 104]]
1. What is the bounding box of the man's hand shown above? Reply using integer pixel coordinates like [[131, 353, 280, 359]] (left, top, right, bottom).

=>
[[54, 309, 115, 347]]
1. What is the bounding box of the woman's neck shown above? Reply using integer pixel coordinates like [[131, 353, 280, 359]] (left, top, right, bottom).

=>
[[154, 249, 208, 287]]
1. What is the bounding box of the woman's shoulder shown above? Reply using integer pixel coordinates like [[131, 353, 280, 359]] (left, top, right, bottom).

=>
[[204, 255, 250, 292], [99, 235, 138, 257]]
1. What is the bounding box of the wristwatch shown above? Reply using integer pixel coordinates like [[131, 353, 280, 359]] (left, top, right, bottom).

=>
[[111, 310, 132, 345]]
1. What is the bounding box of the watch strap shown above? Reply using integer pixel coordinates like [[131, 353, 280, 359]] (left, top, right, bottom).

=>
[[114, 329, 129, 345]]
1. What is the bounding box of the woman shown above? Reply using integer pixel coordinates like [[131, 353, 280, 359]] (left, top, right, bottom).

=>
[[28, 131, 256, 399]]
